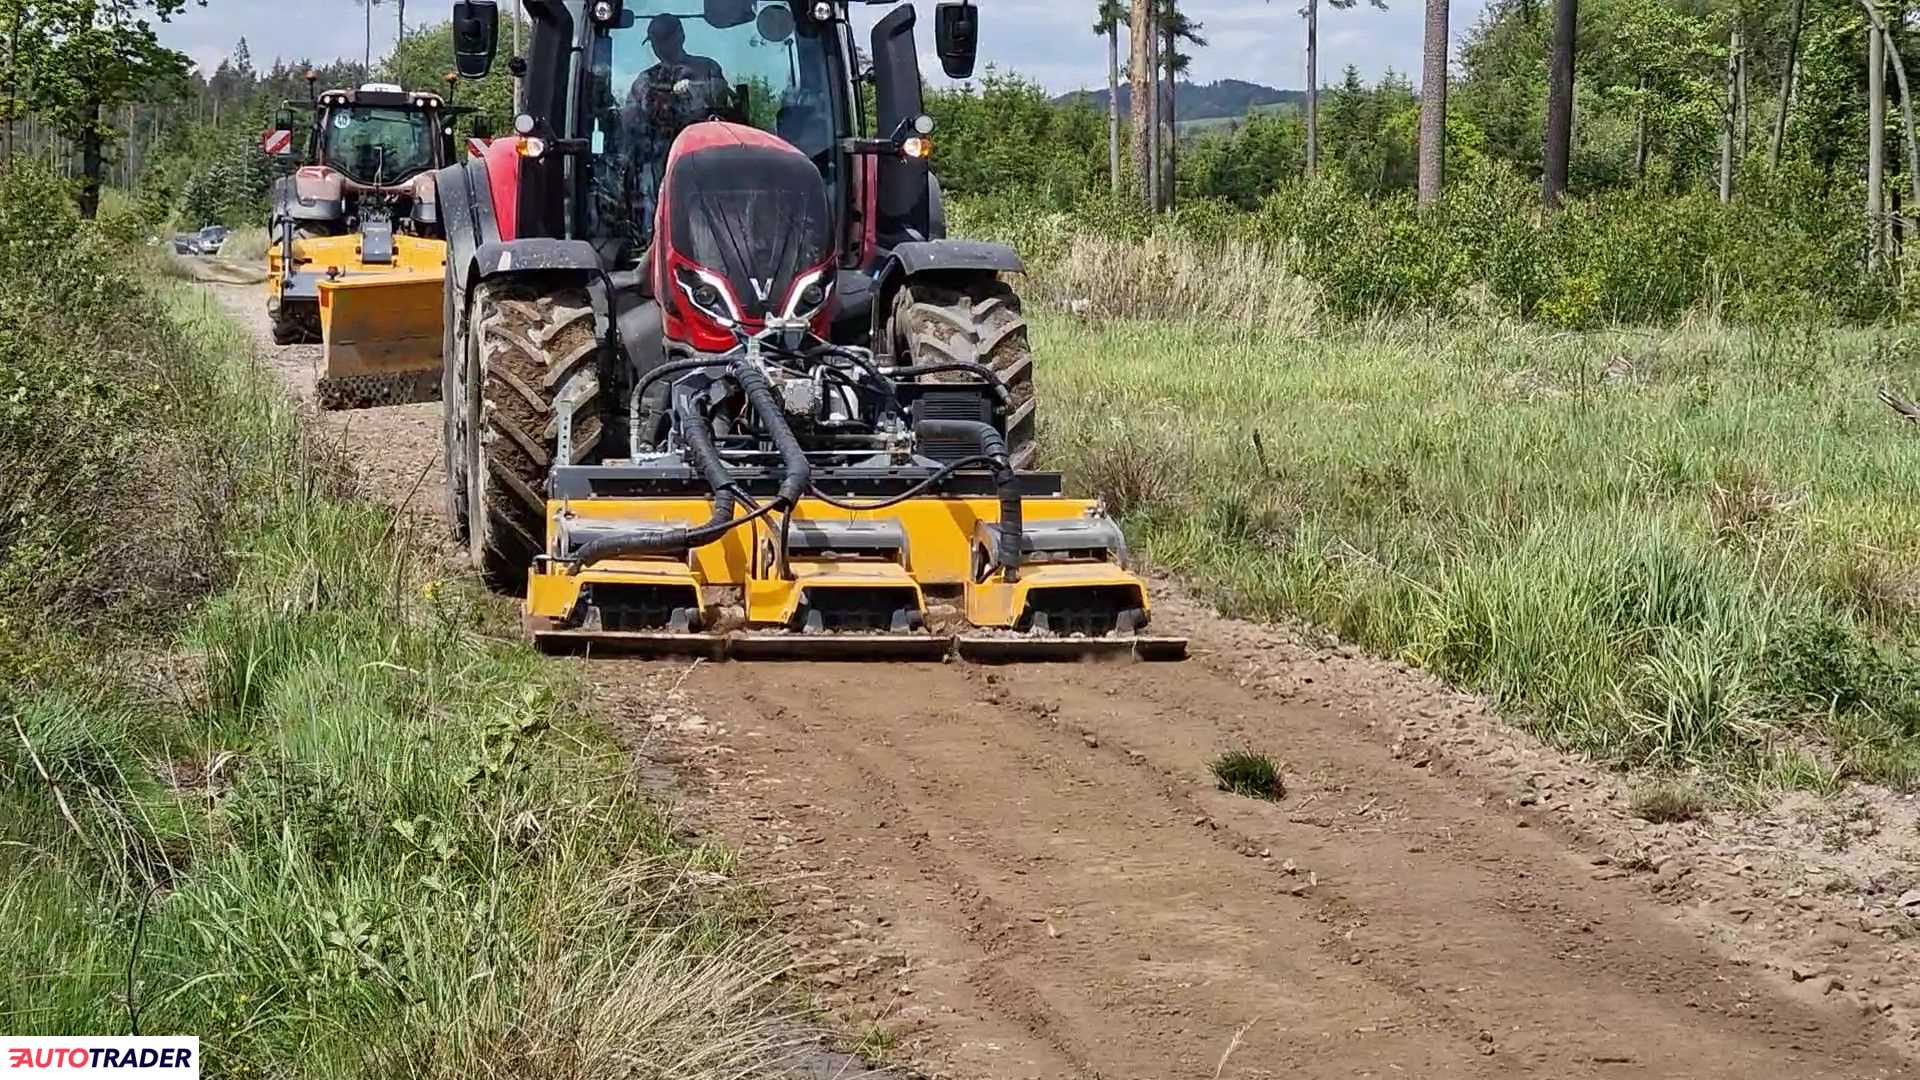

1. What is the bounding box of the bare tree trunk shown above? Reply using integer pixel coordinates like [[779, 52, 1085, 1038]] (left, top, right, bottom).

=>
[[1306, 0, 1319, 177], [3, 0, 17, 170], [1736, 28, 1749, 149], [1861, 0, 1920, 207], [1771, 0, 1803, 166], [1719, 26, 1737, 201], [397, 0, 406, 41], [1146, 5, 1161, 210], [1417, 0, 1449, 205], [1633, 74, 1648, 181], [1107, 26, 1121, 193], [1870, 18, 1886, 269], [78, 102, 102, 219], [1542, 0, 1576, 207], [1163, 16, 1177, 209], [1129, 0, 1153, 205]]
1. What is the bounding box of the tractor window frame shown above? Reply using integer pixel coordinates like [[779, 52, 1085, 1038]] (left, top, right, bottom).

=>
[[569, 2, 858, 261]]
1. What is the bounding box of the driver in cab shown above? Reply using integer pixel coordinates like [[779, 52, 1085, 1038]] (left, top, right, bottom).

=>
[[628, 14, 727, 124]]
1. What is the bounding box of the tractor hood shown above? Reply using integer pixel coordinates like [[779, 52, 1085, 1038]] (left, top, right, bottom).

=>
[[653, 122, 835, 349]]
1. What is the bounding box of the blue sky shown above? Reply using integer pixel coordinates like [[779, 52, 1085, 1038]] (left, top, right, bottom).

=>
[[154, 0, 1490, 95]]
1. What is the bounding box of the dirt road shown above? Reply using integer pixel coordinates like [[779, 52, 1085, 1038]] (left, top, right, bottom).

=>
[[209, 278, 1916, 1079]]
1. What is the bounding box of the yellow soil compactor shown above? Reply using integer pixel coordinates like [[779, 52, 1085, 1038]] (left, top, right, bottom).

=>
[[266, 81, 472, 409], [433, 0, 1184, 661]]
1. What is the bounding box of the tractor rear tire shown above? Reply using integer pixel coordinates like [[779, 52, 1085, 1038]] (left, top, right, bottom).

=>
[[270, 302, 318, 345], [890, 276, 1037, 469], [465, 278, 606, 592]]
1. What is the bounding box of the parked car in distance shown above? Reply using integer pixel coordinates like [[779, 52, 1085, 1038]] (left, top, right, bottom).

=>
[[172, 225, 229, 256]]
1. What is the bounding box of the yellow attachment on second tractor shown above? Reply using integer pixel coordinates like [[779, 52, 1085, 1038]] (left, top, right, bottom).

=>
[[310, 231, 447, 409]]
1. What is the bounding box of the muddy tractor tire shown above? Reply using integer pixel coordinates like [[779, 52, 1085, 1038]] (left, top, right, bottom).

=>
[[463, 278, 606, 592], [890, 276, 1037, 469], [269, 302, 319, 346]]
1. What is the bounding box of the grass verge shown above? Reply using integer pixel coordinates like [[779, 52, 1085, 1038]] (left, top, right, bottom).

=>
[[1036, 300, 1920, 793], [0, 166, 813, 1077]]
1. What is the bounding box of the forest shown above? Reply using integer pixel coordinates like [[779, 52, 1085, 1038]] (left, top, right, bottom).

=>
[[4, 0, 1914, 327]]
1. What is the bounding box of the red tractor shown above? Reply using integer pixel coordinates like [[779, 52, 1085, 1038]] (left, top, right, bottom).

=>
[[436, 0, 1181, 660]]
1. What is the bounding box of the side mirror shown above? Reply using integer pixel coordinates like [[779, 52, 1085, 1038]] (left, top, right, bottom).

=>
[[470, 117, 494, 141], [934, 1, 979, 80], [452, 1, 500, 79]]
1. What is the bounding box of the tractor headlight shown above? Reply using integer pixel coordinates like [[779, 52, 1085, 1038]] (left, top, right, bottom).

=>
[[675, 265, 739, 327], [782, 267, 833, 321]]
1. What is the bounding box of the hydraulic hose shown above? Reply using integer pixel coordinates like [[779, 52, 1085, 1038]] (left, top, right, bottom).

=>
[[632, 356, 735, 417], [806, 453, 999, 511], [731, 359, 811, 508], [566, 393, 754, 567], [913, 419, 1022, 580], [884, 360, 1008, 390]]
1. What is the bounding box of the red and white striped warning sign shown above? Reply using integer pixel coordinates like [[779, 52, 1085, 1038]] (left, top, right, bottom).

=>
[[262, 129, 294, 156], [466, 137, 492, 157]]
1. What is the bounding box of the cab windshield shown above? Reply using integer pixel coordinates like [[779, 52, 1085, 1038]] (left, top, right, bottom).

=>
[[587, 1, 840, 252], [322, 106, 436, 183]]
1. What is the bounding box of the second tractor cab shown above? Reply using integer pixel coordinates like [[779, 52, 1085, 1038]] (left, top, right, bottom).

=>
[[267, 82, 476, 409], [432, 0, 1183, 661]]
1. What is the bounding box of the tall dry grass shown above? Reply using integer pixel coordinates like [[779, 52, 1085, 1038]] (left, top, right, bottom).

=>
[[1031, 280, 1920, 794]]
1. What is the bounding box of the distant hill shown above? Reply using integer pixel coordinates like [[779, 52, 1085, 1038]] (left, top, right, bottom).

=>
[[1054, 78, 1305, 124]]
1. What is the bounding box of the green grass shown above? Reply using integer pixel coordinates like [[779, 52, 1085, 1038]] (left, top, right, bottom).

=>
[[1210, 750, 1286, 800], [0, 169, 812, 1077], [1038, 309, 1920, 790]]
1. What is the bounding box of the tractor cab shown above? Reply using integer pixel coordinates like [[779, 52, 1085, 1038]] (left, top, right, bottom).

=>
[[302, 84, 460, 233], [316, 84, 450, 190], [573, 1, 845, 258]]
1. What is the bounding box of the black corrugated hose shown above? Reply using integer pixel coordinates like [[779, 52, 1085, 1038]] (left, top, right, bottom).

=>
[[912, 419, 1022, 580], [568, 362, 815, 569], [566, 392, 759, 566]]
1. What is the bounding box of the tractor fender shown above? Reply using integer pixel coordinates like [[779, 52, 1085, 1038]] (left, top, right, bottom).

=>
[[435, 157, 504, 294], [868, 239, 1025, 339], [472, 239, 603, 282], [271, 175, 343, 225]]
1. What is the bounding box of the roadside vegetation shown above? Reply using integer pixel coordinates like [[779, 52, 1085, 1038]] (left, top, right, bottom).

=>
[[1001, 218, 1920, 794], [0, 165, 810, 1077]]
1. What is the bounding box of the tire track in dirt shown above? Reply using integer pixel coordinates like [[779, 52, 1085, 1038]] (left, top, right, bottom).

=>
[[210, 278, 1916, 1079], [606, 654, 1911, 1079]]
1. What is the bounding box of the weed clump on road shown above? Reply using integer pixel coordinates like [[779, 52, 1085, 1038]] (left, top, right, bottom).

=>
[[1211, 750, 1286, 801], [1630, 781, 1707, 823]]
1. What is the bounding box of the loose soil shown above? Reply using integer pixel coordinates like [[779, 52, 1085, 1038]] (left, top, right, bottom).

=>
[[207, 278, 1920, 1079]]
